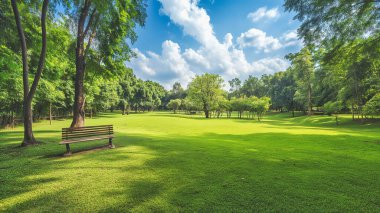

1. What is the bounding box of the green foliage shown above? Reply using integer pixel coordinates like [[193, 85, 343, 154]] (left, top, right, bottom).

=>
[[187, 73, 224, 118], [284, 0, 379, 45], [364, 93, 380, 116], [240, 75, 267, 98], [228, 77, 241, 97], [287, 47, 314, 114], [323, 101, 343, 116], [167, 99, 182, 114], [0, 46, 23, 118]]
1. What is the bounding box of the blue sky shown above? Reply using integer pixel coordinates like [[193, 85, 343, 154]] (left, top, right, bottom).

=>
[[127, 0, 302, 88]]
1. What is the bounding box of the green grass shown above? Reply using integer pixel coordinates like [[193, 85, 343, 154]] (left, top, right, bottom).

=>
[[0, 112, 379, 212]]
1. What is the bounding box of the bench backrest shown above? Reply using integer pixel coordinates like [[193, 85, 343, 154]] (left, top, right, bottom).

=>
[[62, 125, 113, 140]]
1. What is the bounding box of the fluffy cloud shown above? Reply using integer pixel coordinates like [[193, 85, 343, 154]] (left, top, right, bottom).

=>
[[129, 41, 195, 88], [247, 7, 279, 22], [237, 28, 282, 52], [281, 30, 302, 47], [128, 0, 291, 88]]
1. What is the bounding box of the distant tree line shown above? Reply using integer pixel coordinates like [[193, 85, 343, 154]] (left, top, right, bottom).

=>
[[165, 74, 271, 120]]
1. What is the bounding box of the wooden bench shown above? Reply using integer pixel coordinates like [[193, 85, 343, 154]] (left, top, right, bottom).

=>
[[60, 125, 114, 156]]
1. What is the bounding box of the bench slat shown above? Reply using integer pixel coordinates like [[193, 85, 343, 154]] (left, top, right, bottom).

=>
[[62, 125, 112, 130], [60, 135, 114, 144], [62, 134, 113, 140], [62, 130, 113, 137], [62, 127, 113, 132]]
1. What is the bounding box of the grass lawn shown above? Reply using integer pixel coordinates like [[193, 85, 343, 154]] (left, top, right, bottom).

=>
[[0, 112, 379, 212]]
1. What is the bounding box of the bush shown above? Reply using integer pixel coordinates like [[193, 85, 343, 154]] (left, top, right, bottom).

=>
[[167, 99, 182, 113], [364, 93, 380, 117]]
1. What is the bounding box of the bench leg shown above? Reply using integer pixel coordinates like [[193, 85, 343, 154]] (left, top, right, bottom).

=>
[[108, 138, 115, 149], [64, 144, 72, 156]]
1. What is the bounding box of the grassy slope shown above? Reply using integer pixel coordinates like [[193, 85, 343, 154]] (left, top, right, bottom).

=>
[[0, 112, 379, 212]]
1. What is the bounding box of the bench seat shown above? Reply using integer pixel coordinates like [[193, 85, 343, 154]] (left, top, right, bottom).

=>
[[60, 125, 114, 156], [60, 134, 114, 144]]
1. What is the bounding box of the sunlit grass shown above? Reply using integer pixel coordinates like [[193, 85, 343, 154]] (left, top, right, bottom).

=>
[[0, 112, 379, 212]]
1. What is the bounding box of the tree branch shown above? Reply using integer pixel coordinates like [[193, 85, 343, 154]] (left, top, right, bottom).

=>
[[10, 0, 29, 98], [84, 8, 96, 37], [84, 15, 99, 58], [27, 0, 49, 102], [78, 0, 92, 39]]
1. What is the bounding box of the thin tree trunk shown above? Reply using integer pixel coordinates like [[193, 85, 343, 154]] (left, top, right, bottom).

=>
[[11, 111, 15, 128], [71, 0, 92, 128], [205, 110, 209, 118], [49, 102, 52, 125], [12, 0, 49, 146], [308, 84, 312, 116]]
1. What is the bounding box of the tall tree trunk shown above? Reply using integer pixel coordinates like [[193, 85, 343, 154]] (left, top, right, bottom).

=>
[[203, 102, 209, 118], [71, 0, 92, 128], [49, 102, 52, 125], [11, 110, 15, 128], [307, 84, 312, 116], [12, 0, 49, 146]]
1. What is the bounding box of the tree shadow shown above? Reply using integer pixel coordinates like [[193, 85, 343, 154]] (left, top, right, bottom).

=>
[[1, 126, 379, 211]]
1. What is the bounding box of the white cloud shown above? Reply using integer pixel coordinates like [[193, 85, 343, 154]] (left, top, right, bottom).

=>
[[281, 30, 302, 47], [251, 58, 289, 74], [129, 41, 195, 88], [128, 0, 291, 89], [283, 30, 298, 41], [237, 28, 282, 52], [247, 7, 280, 23]]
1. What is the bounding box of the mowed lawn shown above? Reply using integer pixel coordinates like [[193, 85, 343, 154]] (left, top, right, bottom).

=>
[[0, 112, 379, 212]]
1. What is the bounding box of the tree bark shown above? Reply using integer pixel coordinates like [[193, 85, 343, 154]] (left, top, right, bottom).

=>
[[307, 84, 312, 116], [71, 0, 92, 128], [205, 110, 209, 118], [11, 111, 15, 128], [12, 0, 49, 146], [49, 102, 52, 125]]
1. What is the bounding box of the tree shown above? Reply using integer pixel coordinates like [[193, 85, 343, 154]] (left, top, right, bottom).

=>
[[364, 93, 380, 118], [172, 82, 185, 97], [285, 0, 379, 120], [65, 0, 147, 127], [0, 45, 23, 127], [145, 80, 166, 111], [228, 78, 241, 98], [35, 79, 65, 125], [230, 97, 246, 119], [187, 73, 224, 118], [287, 47, 315, 115], [323, 101, 343, 125], [167, 99, 181, 114], [11, 0, 49, 146], [131, 79, 148, 112], [240, 75, 267, 98], [284, 0, 379, 46], [256, 97, 271, 121]]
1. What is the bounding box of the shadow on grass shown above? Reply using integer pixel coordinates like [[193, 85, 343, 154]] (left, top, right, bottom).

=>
[[1, 126, 380, 211]]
